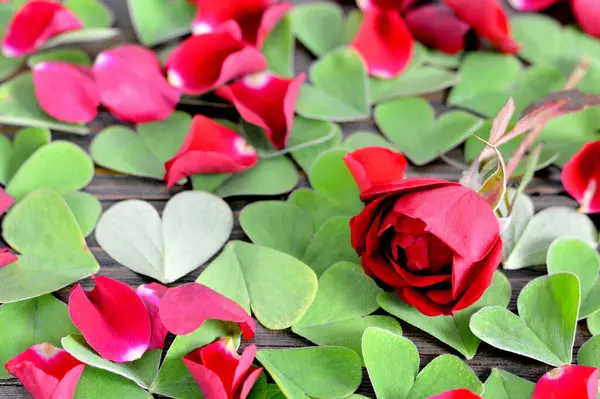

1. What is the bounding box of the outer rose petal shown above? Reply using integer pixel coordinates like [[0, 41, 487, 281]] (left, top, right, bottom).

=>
[[429, 389, 483, 399], [2, 0, 82, 57], [405, 4, 470, 54], [444, 0, 520, 54], [216, 72, 305, 150], [572, 0, 600, 40], [0, 187, 15, 215], [0, 248, 17, 268], [166, 29, 267, 95], [343, 146, 408, 192], [561, 141, 600, 213], [136, 283, 169, 350], [351, 7, 414, 78], [159, 283, 256, 339], [533, 365, 598, 399], [508, 0, 562, 11], [68, 276, 152, 363], [32, 62, 99, 123], [164, 115, 258, 187], [94, 45, 180, 123]]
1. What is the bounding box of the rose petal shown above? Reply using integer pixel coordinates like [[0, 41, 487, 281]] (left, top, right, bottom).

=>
[[166, 28, 267, 95], [68, 276, 152, 363], [50, 364, 85, 399], [561, 141, 600, 213], [256, 2, 292, 47], [0, 248, 17, 268], [93, 45, 180, 123], [356, 0, 418, 12], [136, 283, 169, 350], [164, 115, 258, 187], [399, 287, 453, 316], [360, 178, 453, 203], [507, 0, 562, 11], [239, 367, 264, 399], [351, 7, 414, 78], [199, 337, 240, 394], [429, 389, 483, 399], [533, 365, 598, 399], [343, 146, 408, 192], [32, 62, 99, 123], [183, 358, 228, 399], [2, 0, 82, 57], [232, 345, 260, 395], [405, 4, 470, 54], [0, 187, 15, 215], [159, 283, 256, 339], [216, 73, 305, 150], [573, 0, 600, 40]]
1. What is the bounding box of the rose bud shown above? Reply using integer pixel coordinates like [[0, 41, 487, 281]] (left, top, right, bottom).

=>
[[561, 141, 600, 214], [429, 389, 482, 399], [343, 146, 408, 192], [533, 365, 598, 399], [183, 337, 263, 399]]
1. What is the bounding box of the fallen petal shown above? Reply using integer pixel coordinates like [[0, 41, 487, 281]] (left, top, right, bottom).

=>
[[572, 0, 600, 40], [405, 4, 470, 54], [136, 283, 169, 350], [561, 141, 600, 213], [429, 389, 483, 399], [533, 365, 598, 399], [0, 188, 15, 215], [343, 146, 408, 192], [0, 248, 17, 268]]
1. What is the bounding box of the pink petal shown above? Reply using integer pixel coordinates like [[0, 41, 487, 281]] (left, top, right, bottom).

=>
[[199, 337, 241, 394], [164, 115, 258, 187], [533, 365, 598, 399], [429, 388, 483, 399], [50, 364, 85, 399], [2, 0, 82, 57], [93, 45, 180, 123], [68, 276, 151, 363], [239, 367, 264, 399], [232, 345, 259, 395], [183, 356, 229, 399], [561, 141, 600, 214], [572, 0, 600, 40], [507, 0, 562, 11], [166, 28, 267, 95], [136, 283, 169, 350], [351, 7, 414, 78], [356, 0, 418, 12], [216, 72, 305, 150], [0, 248, 17, 268], [32, 62, 99, 123], [159, 283, 256, 339], [256, 2, 292, 48], [343, 146, 408, 192], [0, 187, 15, 215], [405, 4, 470, 54]]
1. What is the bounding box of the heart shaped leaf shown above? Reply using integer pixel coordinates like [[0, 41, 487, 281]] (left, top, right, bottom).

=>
[[0, 127, 50, 185], [74, 367, 152, 399], [262, 15, 294, 77], [62, 191, 101, 238], [288, 188, 353, 231], [470, 273, 580, 366], [343, 131, 396, 152], [127, 0, 195, 46], [578, 335, 600, 373], [482, 369, 535, 399], [289, 117, 342, 174], [96, 191, 233, 284]]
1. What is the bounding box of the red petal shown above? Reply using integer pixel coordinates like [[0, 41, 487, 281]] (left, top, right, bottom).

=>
[[183, 357, 228, 399], [405, 4, 469, 54], [93, 45, 180, 123], [507, 0, 562, 11], [159, 283, 256, 339], [561, 141, 600, 213], [0, 248, 17, 268], [399, 287, 452, 316], [2, 0, 82, 57], [199, 337, 240, 395], [32, 62, 99, 123], [343, 146, 408, 192], [68, 276, 151, 363], [429, 389, 483, 399], [136, 283, 169, 350], [164, 115, 258, 187], [351, 8, 414, 78], [256, 2, 292, 48], [572, 0, 600, 40], [0, 187, 14, 215], [533, 365, 598, 399], [216, 73, 305, 150], [166, 29, 267, 95], [444, 0, 520, 54], [356, 0, 418, 12], [239, 367, 264, 399]]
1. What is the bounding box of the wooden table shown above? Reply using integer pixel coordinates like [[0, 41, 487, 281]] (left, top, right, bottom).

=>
[[1, 0, 599, 397]]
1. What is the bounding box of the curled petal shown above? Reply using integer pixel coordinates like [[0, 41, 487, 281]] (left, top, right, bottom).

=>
[[405, 4, 470, 54], [32, 62, 99, 123], [533, 365, 598, 399], [136, 283, 169, 350], [429, 389, 483, 399], [0, 187, 15, 215], [166, 29, 267, 95], [216, 73, 305, 150], [0, 248, 17, 268], [2, 0, 82, 57], [159, 283, 256, 339], [164, 115, 258, 187], [351, 8, 414, 78], [507, 0, 562, 11], [93, 45, 180, 123], [68, 276, 151, 363], [572, 0, 600, 40], [343, 146, 408, 192], [561, 141, 600, 213]]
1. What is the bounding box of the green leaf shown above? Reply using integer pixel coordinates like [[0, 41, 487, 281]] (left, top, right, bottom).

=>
[[28, 48, 92, 67], [500, 190, 535, 262], [61, 191, 101, 237], [375, 97, 482, 165], [197, 241, 318, 330], [0, 53, 22, 81], [482, 369, 536, 399], [74, 367, 152, 399], [137, 111, 191, 163], [578, 335, 600, 374], [3, 127, 51, 184], [263, 15, 294, 77], [426, 50, 462, 68], [288, 188, 353, 231], [0, 295, 78, 379], [588, 312, 600, 336], [256, 347, 362, 399], [408, 355, 483, 399], [290, 2, 346, 57], [504, 207, 598, 270], [296, 47, 371, 122], [0, 189, 100, 303], [95, 191, 233, 284], [470, 273, 580, 366], [293, 262, 400, 363], [378, 272, 511, 359], [41, 28, 120, 49], [511, 14, 562, 67], [248, 373, 269, 399], [63, 335, 161, 389], [64, 0, 114, 28], [343, 131, 395, 151], [127, 0, 195, 46], [289, 117, 342, 174]]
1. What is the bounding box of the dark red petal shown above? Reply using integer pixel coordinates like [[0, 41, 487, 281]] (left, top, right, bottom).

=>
[[404, 4, 469, 54], [0, 248, 17, 268], [429, 389, 483, 399], [359, 178, 453, 203], [32, 62, 99, 123], [561, 141, 600, 213], [533, 365, 598, 399], [159, 283, 256, 339], [166, 29, 267, 95], [2, 0, 82, 57], [164, 115, 258, 187], [256, 2, 292, 47], [426, 288, 455, 305], [0, 188, 14, 215], [350, 195, 390, 253], [136, 283, 169, 350], [217, 73, 304, 150], [191, 0, 275, 37], [343, 146, 408, 192], [573, 0, 600, 40], [507, 0, 562, 11], [351, 8, 414, 78], [444, 0, 520, 54], [183, 356, 229, 399], [399, 287, 452, 316], [68, 276, 152, 363]]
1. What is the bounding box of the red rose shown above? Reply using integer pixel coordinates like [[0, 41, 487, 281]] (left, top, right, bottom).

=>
[[349, 175, 502, 316]]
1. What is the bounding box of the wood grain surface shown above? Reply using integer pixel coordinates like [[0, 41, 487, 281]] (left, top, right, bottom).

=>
[[1, 0, 599, 397]]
